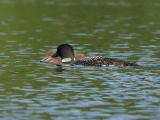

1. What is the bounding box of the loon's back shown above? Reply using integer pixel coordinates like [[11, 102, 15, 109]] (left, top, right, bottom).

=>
[[74, 56, 139, 67]]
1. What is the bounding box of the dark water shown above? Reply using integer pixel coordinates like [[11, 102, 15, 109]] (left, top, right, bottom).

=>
[[0, 0, 160, 120]]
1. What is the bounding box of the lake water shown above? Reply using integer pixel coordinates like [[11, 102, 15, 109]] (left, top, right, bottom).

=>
[[0, 0, 160, 120]]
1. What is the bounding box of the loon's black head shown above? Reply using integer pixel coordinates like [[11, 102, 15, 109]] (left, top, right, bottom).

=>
[[52, 44, 75, 62]]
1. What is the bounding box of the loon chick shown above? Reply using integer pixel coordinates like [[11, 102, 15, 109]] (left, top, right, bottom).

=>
[[41, 44, 139, 67]]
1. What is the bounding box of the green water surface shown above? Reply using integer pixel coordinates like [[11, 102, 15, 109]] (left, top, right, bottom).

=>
[[0, 0, 160, 120]]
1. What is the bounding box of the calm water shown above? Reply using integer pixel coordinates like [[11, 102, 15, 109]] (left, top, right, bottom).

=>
[[0, 0, 160, 120]]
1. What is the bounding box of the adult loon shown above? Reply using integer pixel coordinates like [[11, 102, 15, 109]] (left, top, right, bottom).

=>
[[40, 44, 139, 67]]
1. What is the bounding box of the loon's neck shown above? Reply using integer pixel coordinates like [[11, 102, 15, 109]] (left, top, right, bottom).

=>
[[61, 57, 75, 63]]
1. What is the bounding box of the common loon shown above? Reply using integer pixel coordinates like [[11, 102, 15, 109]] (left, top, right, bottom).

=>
[[40, 44, 139, 67]]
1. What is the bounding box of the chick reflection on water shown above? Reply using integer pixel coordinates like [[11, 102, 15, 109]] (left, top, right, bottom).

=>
[[40, 44, 139, 67]]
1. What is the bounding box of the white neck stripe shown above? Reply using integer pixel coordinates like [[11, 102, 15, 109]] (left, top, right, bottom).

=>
[[62, 58, 72, 63]]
